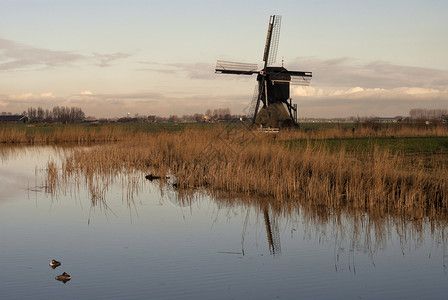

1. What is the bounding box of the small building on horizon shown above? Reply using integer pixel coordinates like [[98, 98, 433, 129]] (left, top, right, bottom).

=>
[[83, 116, 99, 123], [375, 116, 403, 123], [0, 115, 28, 123]]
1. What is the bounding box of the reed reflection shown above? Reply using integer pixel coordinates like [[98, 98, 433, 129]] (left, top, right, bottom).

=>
[[207, 190, 448, 271], [35, 144, 448, 270]]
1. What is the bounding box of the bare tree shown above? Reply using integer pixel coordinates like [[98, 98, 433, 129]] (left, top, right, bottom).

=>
[[194, 113, 204, 122], [410, 108, 448, 121]]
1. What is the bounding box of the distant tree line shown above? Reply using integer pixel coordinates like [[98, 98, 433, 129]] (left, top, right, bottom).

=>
[[25, 106, 85, 123], [205, 108, 232, 120], [169, 108, 236, 123], [409, 108, 448, 121]]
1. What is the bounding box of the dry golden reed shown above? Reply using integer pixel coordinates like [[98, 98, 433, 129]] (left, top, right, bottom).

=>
[[43, 125, 448, 219], [0, 124, 129, 144], [1, 122, 448, 144]]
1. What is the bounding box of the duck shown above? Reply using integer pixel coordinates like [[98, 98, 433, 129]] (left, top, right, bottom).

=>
[[49, 259, 61, 269], [55, 272, 71, 283], [145, 174, 170, 181], [145, 174, 161, 181]]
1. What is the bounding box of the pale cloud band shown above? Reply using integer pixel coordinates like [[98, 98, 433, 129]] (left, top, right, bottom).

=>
[[1, 91, 241, 118], [289, 57, 448, 90], [0, 37, 133, 71], [292, 86, 447, 100], [2, 86, 446, 118]]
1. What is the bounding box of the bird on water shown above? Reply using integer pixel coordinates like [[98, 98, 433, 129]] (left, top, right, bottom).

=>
[[55, 272, 71, 283], [49, 259, 61, 269]]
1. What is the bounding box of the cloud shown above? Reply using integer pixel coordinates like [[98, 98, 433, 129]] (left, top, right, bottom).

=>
[[291, 86, 448, 118], [292, 85, 448, 100], [93, 52, 134, 67], [0, 92, 64, 110], [288, 57, 448, 89], [73, 91, 161, 102], [0, 37, 134, 71], [284, 57, 448, 117], [166, 62, 216, 79], [1, 91, 166, 115], [137, 61, 219, 80], [2, 86, 445, 119], [3, 92, 57, 102], [65, 91, 166, 116], [298, 97, 448, 118], [136, 67, 177, 74], [292, 86, 324, 97], [63, 91, 249, 117], [0, 38, 86, 70]]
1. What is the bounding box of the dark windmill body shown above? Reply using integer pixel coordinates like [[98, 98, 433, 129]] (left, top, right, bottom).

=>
[[216, 15, 312, 128]]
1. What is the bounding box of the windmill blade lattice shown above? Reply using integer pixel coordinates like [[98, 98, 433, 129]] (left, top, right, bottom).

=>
[[215, 60, 258, 75], [291, 74, 312, 86], [266, 15, 281, 66], [247, 85, 260, 118]]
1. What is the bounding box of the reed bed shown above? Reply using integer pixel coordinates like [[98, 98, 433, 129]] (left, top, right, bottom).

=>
[[2, 122, 448, 144], [0, 124, 131, 144], [42, 125, 448, 219]]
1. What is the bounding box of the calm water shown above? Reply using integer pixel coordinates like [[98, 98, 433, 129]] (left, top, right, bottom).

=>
[[1, 145, 448, 299]]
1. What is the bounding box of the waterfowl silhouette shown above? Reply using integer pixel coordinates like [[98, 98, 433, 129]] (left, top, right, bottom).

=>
[[49, 259, 61, 269], [55, 272, 71, 283], [145, 174, 161, 181], [145, 174, 170, 181]]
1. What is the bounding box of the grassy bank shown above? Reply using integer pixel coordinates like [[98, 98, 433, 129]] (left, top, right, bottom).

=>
[[283, 136, 448, 155]]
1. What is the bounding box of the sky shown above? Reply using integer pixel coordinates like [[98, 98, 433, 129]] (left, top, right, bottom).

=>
[[1, 0, 447, 118]]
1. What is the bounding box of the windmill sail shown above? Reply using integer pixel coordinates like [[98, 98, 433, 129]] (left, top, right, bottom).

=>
[[291, 72, 312, 86], [262, 17, 273, 62], [247, 85, 260, 118], [291, 75, 312, 86], [215, 60, 258, 75], [263, 15, 282, 66]]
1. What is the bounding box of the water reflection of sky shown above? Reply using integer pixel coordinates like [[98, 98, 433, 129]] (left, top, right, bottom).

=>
[[1, 145, 447, 299]]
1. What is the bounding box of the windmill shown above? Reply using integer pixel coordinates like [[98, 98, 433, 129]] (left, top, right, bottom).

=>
[[215, 15, 312, 128]]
